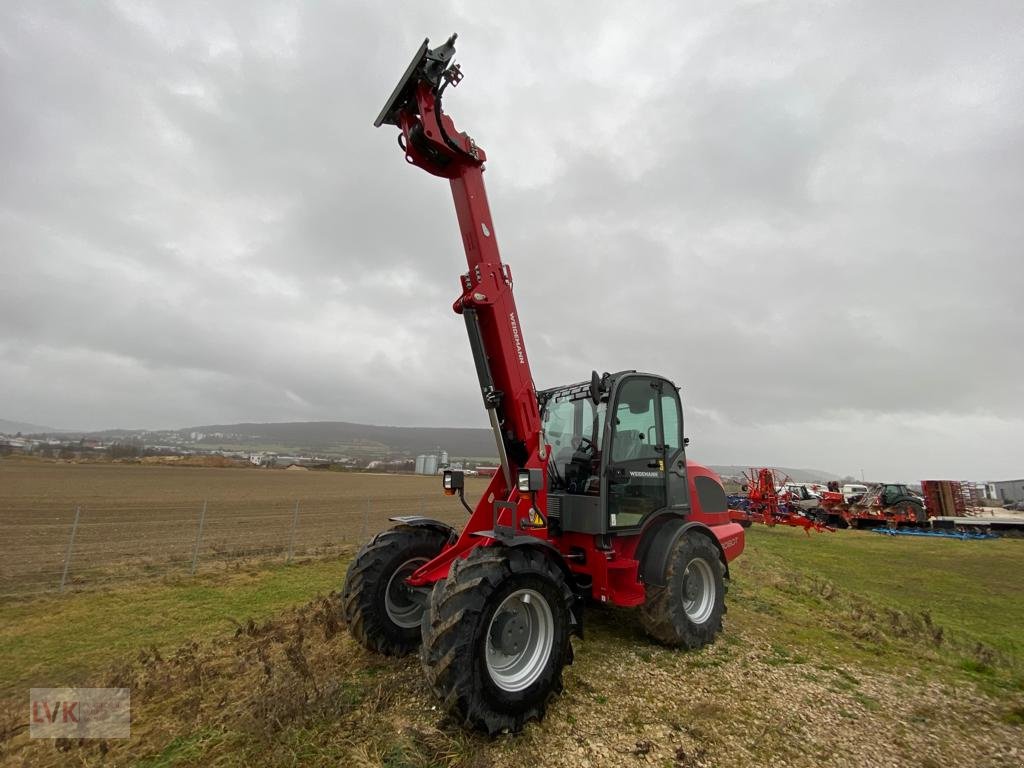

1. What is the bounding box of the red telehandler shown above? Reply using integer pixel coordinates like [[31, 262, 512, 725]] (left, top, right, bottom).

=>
[[341, 35, 745, 734]]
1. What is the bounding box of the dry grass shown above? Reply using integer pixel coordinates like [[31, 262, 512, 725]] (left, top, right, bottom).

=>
[[1, 527, 1023, 767]]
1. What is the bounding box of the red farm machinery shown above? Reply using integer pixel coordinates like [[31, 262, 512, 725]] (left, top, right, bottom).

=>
[[728, 471, 931, 533], [816, 483, 928, 529], [728, 468, 834, 534], [921, 480, 982, 517], [340, 36, 745, 733]]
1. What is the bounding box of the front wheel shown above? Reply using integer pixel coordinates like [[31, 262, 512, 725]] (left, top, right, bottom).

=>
[[420, 546, 575, 734], [640, 532, 726, 648], [341, 525, 449, 656]]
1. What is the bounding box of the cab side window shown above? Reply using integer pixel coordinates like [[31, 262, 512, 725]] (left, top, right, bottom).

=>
[[660, 392, 682, 456]]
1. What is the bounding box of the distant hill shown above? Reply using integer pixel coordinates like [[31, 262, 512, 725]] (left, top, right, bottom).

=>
[[0, 418, 57, 435], [183, 421, 500, 459], [182, 422, 843, 479], [10, 416, 844, 478]]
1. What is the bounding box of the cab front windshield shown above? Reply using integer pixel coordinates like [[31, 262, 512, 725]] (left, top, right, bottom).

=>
[[541, 391, 605, 494]]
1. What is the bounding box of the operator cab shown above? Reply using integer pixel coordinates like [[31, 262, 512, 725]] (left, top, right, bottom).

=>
[[540, 371, 689, 535], [881, 484, 916, 505]]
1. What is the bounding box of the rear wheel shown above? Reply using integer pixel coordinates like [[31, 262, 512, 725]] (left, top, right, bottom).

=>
[[640, 533, 726, 648], [420, 546, 575, 734], [342, 525, 449, 656]]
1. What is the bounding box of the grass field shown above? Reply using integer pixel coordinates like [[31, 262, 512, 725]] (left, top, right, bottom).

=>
[[1, 525, 1021, 767]]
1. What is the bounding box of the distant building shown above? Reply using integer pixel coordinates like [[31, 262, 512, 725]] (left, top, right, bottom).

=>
[[987, 479, 1024, 504], [414, 451, 444, 475]]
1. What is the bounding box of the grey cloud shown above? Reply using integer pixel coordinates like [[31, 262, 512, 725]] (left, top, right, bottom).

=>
[[1, 0, 1022, 479]]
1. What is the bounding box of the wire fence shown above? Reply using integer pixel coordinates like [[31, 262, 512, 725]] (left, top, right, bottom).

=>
[[0, 495, 469, 599]]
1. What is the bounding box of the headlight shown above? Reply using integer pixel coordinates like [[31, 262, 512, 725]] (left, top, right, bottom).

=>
[[442, 469, 464, 495], [517, 468, 543, 493]]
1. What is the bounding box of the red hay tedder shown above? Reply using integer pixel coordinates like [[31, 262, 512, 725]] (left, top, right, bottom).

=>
[[728, 468, 834, 534]]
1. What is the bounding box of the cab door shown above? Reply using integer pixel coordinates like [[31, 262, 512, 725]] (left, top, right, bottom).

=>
[[606, 375, 669, 529], [660, 385, 689, 510]]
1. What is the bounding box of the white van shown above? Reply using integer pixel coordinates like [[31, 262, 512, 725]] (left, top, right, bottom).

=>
[[841, 484, 868, 502]]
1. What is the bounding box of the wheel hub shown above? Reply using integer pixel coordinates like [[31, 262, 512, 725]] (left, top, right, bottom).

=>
[[684, 574, 700, 601], [490, 605, 530, 655], [484, 589, 555, 692], [384, 557, 429, 629], [681, 558, 716, 625]]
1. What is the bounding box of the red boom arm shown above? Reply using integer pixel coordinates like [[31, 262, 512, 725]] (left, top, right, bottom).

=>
[[375, 36, 548, 583]]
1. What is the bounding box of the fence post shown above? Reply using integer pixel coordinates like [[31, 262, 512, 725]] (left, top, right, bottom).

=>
[[362, 497, 370, 544], [286, 500, 300, 563], [190, 500, 207, 576], [59, 506, 81, 594]]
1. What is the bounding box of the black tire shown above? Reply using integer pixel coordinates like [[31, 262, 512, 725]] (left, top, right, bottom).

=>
[[420, 546, 575, 734], [342, 525, 449, 656], [909, 502, 927, 524], [639, 533, 726, 649]]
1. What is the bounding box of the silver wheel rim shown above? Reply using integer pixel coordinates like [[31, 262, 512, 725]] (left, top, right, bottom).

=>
[[682, 558, 716, 624], [485, 588, 554, 692], [384, 557, 428, 629]]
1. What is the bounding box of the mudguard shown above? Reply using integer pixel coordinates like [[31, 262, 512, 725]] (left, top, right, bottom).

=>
[[638, 518, 745, 587], [388, 516, 458, 545], [470, 531, 585, 637]]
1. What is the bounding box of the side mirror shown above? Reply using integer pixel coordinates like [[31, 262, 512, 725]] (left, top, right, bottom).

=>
[[589, 370, 603, 404]]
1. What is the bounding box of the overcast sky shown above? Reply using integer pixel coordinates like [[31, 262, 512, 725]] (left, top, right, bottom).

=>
[[2, 1, 1022, 480]]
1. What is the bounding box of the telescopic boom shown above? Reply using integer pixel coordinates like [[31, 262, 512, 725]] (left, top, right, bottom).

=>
[[374, 35, 548, 575]]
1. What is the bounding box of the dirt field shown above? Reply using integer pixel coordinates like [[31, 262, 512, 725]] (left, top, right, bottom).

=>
[[0, 458, 489, 596]]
